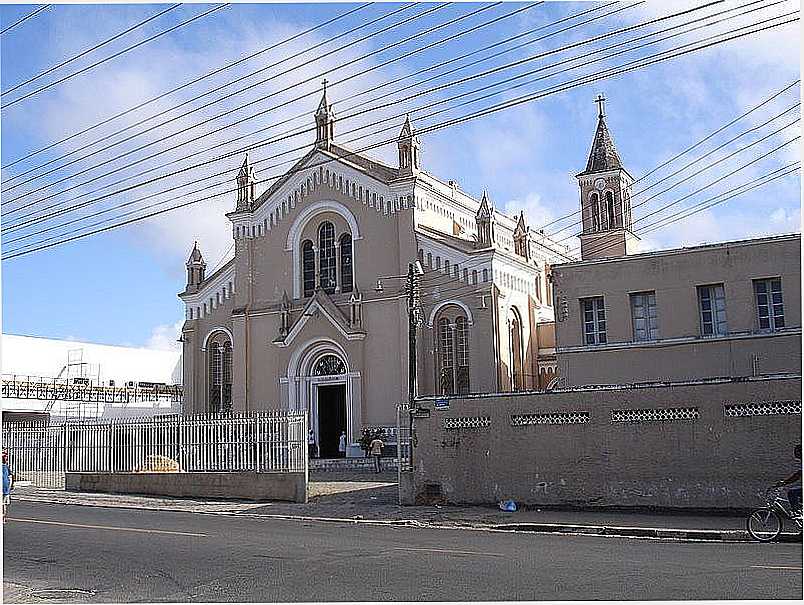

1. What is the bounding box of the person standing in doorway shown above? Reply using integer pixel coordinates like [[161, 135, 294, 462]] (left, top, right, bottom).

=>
[[369, 435, 384, 473], [338, 431, 347, 458], [308, 429, 317, 459], [2, 451, 14, 524]]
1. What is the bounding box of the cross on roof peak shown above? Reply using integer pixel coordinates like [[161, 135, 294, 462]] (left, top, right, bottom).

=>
[[595, 93, 606, 118]]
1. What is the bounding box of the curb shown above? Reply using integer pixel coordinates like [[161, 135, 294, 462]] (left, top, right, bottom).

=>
[[15, 493, 800, 542]]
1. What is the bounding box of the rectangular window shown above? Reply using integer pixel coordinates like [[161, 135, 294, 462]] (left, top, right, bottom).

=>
[[698, 284, 727, 336], [630, 291, 659, 341], [581, 297, 606, 345], [754, 278, 785, 330]]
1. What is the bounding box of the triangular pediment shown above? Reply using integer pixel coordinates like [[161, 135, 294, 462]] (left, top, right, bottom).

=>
[[273, 289, 366, 348]]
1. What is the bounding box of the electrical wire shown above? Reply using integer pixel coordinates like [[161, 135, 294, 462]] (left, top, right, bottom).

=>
[[1, 0, 649, 222], [1, 4, 231, 109], [536, 77, 800, 232], [0, 0, 623, 229], [2, 12, 796, 260], [2, 4, 183, 97], [4, 0, 753, 220], [0, 5, 51, 36], [1, 2, 456, 193], [1, 2, 375, 171]]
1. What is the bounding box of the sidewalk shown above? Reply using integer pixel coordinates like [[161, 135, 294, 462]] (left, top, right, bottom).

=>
[[11, 473, 802, 543]]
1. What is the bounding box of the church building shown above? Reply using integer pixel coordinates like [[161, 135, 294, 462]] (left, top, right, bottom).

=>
[[179, 86, 625, 456]]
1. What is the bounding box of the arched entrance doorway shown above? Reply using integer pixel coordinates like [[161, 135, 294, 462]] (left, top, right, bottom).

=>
[[312, 354, 347, 458]]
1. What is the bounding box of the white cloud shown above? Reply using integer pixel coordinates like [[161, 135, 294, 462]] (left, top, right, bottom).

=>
[[146, 319, 184, 351]]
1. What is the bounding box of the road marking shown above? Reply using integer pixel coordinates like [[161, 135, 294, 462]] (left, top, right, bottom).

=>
[[9, 518, 207, 537], [750, 565, 803, 571], [393, 546, 503, 557]]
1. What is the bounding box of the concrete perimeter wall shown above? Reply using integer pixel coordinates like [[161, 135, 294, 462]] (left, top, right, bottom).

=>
[[406, 375, 801, 510], [66, 472, 307, 503]]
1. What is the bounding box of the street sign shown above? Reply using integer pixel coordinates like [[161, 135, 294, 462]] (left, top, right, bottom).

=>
[[434, 398, 449, 409]]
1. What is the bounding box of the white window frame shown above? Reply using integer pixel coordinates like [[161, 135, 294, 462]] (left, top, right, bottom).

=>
[[630, 291, 659, 342], [754, 277, 785, 331], [697, 284, 727, 337], [581, 297, 607, 345]]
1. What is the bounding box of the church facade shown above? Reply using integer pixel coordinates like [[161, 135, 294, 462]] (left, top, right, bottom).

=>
[[179, 87, 620, 456]]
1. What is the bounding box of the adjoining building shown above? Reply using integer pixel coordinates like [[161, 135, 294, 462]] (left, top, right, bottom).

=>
[[1, 334, 183, 420], [179, 85, 573, 457], [546, 95, 801, 387], [552, 233, 801, 386]]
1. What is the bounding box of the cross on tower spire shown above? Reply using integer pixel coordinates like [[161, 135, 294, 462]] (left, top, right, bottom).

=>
[[595, 93, 606, 118]]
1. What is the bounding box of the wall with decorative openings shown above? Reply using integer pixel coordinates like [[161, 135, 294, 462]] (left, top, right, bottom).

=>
[[405, 375, 801, 509]]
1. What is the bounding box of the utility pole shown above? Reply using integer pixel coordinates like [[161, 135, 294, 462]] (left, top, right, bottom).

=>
[[406, 262, 421, 468], [407, 262, 417, 408]]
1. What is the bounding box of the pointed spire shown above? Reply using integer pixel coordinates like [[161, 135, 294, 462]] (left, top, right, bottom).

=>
[[185, 241, 206, 290], [514, 210, 527, 234], [238, 152, 250, 177], [477, 190, 492, 219], [583, 94, 622, 174], [187, 241, 204, 264], [236, 152, 256, 211], [315, 79, 335, 148], [397, 114, 421, 175], [399, 114, 413, 140]]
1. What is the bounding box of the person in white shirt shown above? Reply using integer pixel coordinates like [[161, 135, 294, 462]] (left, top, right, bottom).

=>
[[338, 431, 347, 458], [369, 436, 384, 472]]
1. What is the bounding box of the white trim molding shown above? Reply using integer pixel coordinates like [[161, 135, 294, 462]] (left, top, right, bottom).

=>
[[286, 200, 362, 299], [427, 299, 475, 328], [201, 326, 234, 352]]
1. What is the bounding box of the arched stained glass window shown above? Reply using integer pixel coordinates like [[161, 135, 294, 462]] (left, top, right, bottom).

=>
[[302, 240, 315, 297], [313, 354, 346, 376], [319, 222, 336, 294], [340, 233, 353, 294]]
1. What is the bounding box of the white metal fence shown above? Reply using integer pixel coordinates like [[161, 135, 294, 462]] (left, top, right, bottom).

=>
[[2, 411, 307, 489]]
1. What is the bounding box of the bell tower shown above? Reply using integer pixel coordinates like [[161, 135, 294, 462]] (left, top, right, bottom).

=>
[[576, 94, 638, 260]]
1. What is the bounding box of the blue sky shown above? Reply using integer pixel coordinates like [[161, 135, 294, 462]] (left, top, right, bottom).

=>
[[1, 1, 800, 349]]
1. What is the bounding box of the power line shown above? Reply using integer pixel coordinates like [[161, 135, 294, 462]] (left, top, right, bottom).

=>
[[3, 13, 796, 260], [0, 5, 51, 36], [3, 0, 749, 235], [566, 136, 800, 258], [535, 77, 800, 232], [4, 0, 747, 218], [3, 11, 795, 256], [1, 4, 231, 109], [2, 0, 639, 221], [1, 0, 620, 227], [548, 115, 800, 241], [1, 2, 375, 171], [562, 162, 800, 262], [1, 2, 455, 192], [2, 4, 183, 96]]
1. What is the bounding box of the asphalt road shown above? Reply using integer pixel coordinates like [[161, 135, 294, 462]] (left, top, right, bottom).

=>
[[3, 501, 802, 602]]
